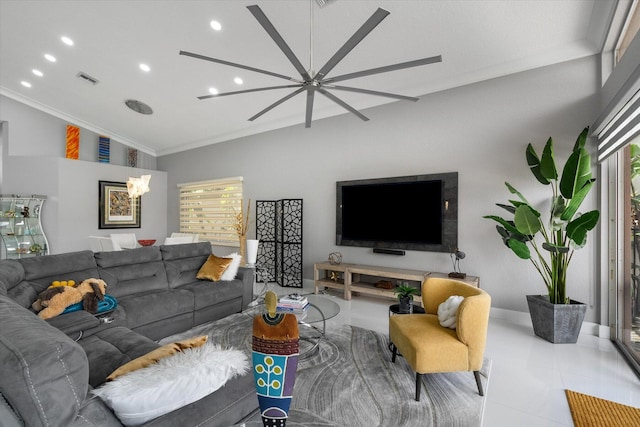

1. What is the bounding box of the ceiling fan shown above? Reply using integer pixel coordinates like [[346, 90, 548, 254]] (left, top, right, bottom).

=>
[[180, 4, 442, 128]]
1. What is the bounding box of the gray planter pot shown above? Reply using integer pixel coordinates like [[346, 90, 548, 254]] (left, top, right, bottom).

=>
[[526, 294, 587, 344], [398, 296, 414, 314]]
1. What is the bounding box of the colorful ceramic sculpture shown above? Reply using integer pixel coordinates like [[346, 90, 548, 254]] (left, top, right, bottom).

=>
[[252, 291, 299, 427]]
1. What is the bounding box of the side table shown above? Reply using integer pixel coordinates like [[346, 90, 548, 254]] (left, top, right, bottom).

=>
[[388, 303, 425, 353]]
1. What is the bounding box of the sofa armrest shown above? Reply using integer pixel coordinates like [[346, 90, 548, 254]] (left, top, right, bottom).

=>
[[46, 310, 101, 339], [456, 291, 491, 370], [236, 267, 254, 309], [0, 295, 89, 427]]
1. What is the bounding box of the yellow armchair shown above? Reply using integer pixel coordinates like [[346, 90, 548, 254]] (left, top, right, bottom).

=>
[[389, 277, 491, 401]]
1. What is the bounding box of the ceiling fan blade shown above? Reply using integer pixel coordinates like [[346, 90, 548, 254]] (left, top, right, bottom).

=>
[[326, 85, 419, 102], [247, 5, 312, 81], [197, 85, 302, 100], [249, 86, 307, 122], [317, 88, 369, 122], [180, 50, 299, 82], [314, 8, 390, 81], [305, 88, 316, 128], [323, 55, 442, 84]]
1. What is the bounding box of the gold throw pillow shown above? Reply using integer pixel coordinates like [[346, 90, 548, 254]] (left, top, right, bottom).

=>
[[196, 254, 234, 281], [107, 335, 208, 381]]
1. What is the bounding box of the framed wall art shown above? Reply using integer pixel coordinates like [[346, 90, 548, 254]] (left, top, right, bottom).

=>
[[99, 181, 141, 229]]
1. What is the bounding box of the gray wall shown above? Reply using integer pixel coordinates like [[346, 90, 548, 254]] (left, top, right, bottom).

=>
[[0, 98, 167, 253], [159, 55, 601, 320]]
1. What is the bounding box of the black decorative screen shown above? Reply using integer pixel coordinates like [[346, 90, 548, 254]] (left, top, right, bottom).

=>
[[256, 199, 303, 288]]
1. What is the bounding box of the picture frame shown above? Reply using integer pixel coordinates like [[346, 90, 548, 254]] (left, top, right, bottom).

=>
[[99, 180, 141, 229]]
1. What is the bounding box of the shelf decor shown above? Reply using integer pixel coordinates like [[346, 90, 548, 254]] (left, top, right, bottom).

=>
[[99, 181, 141, 229], [65, 124, 80, 160], [98, 136, 110, 163], [0, 195, 49, 259]]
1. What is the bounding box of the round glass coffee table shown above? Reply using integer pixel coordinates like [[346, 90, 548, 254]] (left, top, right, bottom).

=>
[[245, 293, 340, 357]]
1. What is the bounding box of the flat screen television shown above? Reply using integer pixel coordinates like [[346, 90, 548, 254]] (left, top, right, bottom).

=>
[[336, 173, 458, 253]]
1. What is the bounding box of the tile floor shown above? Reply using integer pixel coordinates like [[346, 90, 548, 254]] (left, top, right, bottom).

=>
[[262, 282, 640, 426]]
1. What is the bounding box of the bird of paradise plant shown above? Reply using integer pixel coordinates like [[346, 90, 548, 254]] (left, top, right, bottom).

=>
[[484, 127, 599, 304]]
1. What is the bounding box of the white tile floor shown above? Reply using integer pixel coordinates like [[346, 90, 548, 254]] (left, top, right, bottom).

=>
[[263, 282, 640, 426]]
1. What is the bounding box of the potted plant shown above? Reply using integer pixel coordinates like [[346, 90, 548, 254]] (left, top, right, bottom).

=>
[[484, 127, 599, 343], [394, 283, 419, 314]]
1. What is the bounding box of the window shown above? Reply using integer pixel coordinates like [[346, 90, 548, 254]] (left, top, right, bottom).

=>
[[616, 0, 640, 64], [177, 177, 243, 247]]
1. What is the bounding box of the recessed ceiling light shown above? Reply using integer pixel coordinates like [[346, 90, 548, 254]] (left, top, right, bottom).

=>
[[44, 53, 56, 62], [210, 20, 222, 31], [21, 81, 32, 88], [234, 77, 243, 85], [32, 69, 43, 77], [61, 36, 74, 46], [208, 87, 219, 95], [139, 63, 150, 72]]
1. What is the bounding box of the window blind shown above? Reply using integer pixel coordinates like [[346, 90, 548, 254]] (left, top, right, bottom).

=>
[[177, 177, 243, 246], [595, 88, 640, 163]]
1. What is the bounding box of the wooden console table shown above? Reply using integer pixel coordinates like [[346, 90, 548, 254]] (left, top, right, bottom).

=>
[[313, 262, 479, 303]]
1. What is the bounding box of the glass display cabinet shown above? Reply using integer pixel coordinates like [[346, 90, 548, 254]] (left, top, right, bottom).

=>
[[0, 195, 49, 259]]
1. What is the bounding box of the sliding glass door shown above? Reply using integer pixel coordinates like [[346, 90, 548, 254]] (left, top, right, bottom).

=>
[[616, 142, 640, 373]]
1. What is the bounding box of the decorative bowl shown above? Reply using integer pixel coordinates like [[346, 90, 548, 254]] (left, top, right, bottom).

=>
[[137, 239, 156, 247]]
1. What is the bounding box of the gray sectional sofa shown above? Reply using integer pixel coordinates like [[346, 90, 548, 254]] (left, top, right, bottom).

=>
[[0, 242, 259, 426]]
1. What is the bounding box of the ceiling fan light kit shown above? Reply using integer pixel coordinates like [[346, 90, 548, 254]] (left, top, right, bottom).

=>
[[181, 4, 442, 128]]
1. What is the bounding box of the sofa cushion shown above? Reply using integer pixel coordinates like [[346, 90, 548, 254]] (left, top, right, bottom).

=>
[[0, 294, 89, 427], [95, 247, 170, 297], [161, 242, 212, 288], [180, 280, 245, 311], [117, 289, 195, 330], [77, 325, 160, 387], [0, 260, 34, 307], [19, 250, 100, 292]]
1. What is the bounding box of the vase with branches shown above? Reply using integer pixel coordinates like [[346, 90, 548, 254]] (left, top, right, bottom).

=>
[[234, 199, 251, 263]]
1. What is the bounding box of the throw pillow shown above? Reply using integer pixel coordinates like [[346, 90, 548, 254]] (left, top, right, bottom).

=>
[[92, 343, 249, 427], [220, 252, 242, 281], [437, 295, 464, 329], [196, 254, 234, 281], [107, 335, 208, 381]]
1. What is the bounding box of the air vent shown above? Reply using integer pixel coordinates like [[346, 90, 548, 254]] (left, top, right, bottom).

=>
[[125, 99, 153, 115], [76, 72, 99, 85]]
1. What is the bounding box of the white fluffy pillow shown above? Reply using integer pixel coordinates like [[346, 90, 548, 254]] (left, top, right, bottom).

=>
[[220, 252, 242, 281], [437, 295, 464, 329], [92, 344, 249, 426]]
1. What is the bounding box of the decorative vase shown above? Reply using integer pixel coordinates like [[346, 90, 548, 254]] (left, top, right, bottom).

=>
[[526, 294, 587, 344], [247, 239, 259, 266], [239, 237, 247, 265], [252, 300, 299, 427], [398, 296, 413, 314]]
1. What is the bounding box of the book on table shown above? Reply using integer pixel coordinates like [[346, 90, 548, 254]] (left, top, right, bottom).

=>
[[279, 293, 308, 307], [276, 302, 309, 313]]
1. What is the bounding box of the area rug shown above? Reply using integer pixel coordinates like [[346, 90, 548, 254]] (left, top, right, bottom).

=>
[[160, 312, 491, 427], [565, 389, 640, 427]]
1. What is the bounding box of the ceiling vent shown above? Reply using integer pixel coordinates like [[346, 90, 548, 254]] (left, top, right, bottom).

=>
[[125, 99, 153, 115], [76, 72, 99, 85]]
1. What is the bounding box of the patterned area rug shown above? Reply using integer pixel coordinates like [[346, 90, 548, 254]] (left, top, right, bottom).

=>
[[160, 312, 491, 427]]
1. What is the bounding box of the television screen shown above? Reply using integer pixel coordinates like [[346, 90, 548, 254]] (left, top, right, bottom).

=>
[[336, 173, 457, 253]]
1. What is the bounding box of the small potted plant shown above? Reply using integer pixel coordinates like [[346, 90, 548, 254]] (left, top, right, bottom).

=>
[[394, 283, 419, 314]]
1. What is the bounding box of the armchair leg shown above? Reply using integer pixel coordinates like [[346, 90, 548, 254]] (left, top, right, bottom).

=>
[[391, 344, 398, 363], [415, 373, 422, 401], [474, 371, 484, 396]]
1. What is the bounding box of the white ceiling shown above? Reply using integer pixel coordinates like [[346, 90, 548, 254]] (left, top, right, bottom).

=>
[[0, 0, 617, 156]]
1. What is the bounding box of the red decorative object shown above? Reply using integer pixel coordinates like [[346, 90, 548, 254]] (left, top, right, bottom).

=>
[[137, 239, 156, 247]]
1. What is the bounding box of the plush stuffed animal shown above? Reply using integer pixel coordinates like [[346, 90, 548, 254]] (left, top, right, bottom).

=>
[[32, 278, 107, 320]]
